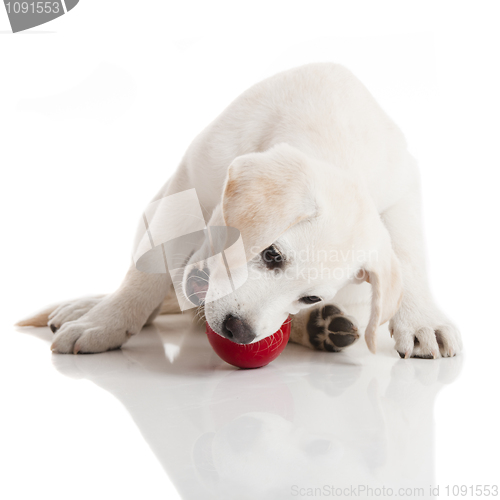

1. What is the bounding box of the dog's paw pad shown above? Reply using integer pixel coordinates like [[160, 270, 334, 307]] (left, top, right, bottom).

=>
[[323, 340, 338, 352], [321, 304, 342, 319], [328, 332, 357, 348], [328, 316, 357, 334], [307, 304, 359, 352]]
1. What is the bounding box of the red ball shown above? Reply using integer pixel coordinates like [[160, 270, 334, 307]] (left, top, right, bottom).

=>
[[206, 318, 291, 369]]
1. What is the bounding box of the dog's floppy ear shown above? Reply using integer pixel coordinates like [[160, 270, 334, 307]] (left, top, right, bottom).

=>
[[222, 144, 317, 260], [357, 231, 403, 354]]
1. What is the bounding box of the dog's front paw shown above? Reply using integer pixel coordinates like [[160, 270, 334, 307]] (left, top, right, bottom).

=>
[[390, 314, 462, 359], [51, 317, 131, 354], [48, 296, 103, 333], [307, 304, 359, 352]]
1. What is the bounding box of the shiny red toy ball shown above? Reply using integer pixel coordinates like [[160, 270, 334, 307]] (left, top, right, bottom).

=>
[[206, 318, 291, 369]]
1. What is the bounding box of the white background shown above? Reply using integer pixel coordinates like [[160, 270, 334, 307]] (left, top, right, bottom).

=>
[[1, 1, 499, 499]]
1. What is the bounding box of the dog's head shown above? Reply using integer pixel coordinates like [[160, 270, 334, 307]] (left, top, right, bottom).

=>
[[183, 143, 402, 352]]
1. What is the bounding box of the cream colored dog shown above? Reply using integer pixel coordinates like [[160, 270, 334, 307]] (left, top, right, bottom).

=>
[[18, 63, 462, 359]]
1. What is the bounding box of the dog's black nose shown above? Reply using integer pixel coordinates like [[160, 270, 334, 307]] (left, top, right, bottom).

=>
[[185, 268, 209, 306], [222, 315, 256, 344]]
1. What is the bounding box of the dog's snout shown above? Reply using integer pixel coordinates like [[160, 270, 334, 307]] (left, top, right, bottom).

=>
[[185, 267, 209, 306], [222, 315, 256, 344]]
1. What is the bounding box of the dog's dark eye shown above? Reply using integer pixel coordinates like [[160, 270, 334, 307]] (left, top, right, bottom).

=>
[[300, 296, 322, 304], [261, 245, 283, 269]]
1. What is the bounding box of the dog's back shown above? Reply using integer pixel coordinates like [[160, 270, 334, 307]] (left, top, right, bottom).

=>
[[184, 63, 412, 214]]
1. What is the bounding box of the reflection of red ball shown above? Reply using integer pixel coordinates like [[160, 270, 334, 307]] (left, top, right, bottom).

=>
[[206, 318, 291, 369]]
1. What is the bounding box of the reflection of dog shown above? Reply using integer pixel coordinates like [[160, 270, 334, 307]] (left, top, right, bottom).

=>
[[35, 317, 462, 499], [18, 63, 462, 359]]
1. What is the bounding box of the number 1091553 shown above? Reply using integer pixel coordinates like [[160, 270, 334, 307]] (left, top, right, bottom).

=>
[[5, 2, 60, 14]]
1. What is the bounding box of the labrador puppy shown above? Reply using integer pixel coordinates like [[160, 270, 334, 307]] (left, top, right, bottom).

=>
[[18, 63, 462, 359]]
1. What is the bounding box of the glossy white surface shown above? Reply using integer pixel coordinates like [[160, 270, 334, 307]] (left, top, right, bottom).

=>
[[2, 2, 500, 498], [2, 310, 498, 500]]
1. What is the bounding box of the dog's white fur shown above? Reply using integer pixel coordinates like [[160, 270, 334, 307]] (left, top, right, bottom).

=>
[[19, 63, 462, 359]]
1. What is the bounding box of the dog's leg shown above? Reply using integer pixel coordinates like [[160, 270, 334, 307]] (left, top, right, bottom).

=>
[[144, 285, 182, 325], [51, 266, 171, 354], [382, 187, 462, 359], [50, 297, 164, 332], [290, 303, 360, 352], [45, 281, 182, 333]]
